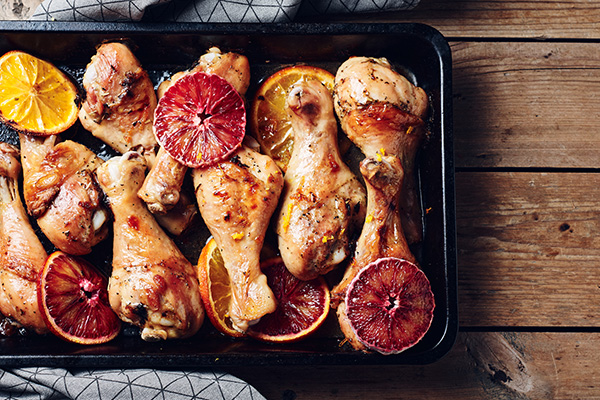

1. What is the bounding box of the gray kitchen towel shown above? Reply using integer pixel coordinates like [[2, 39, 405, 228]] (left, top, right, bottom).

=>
[[31, 0, 420, 22], [0, 367, 265, 399]]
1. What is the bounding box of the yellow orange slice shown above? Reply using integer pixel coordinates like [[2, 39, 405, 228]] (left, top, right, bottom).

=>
[[249, 65, 335, 172], [0, 51, 79, 135], [197, 238, 245, 337]]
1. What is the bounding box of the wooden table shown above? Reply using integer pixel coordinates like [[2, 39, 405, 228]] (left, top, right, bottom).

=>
[[3, 1, 599, 398]]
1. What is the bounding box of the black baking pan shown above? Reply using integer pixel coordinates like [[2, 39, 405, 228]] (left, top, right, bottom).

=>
[[0, 21, 456, 366]]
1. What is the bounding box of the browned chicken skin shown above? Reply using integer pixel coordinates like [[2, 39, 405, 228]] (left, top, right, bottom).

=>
[[193, 146, 283, 332], [139, 47, 251, 215], [0, 143, 48, 335], [334, 56, 429, 244], [79, 42, 158, 167], [96, 152, 204, 341], [276, 80, 366, 281], [19, 133, 109, 255]]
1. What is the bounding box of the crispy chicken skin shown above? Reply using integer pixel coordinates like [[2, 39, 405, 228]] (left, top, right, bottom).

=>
[[140, 47, 251, 215], [96, 152, 204, 341], [334, 156, 417, 351], [79, 42, 158, 167], [193, 146, 283, 333], [334, 56, 429, 244], [19, 133, 109, 255], [0, 143, 48, 335], [276, 80, 366, 281]]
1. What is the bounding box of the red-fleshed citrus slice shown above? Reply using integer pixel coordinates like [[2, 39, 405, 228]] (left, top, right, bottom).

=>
[[38, 251, 121, 345], [154, 71, 246, 168], [345, 257, 434, 355], [0, 51, 79, 136], [247, 257, 330, 343], [197, 238, 245, 338], [249, 65, 335, 172]]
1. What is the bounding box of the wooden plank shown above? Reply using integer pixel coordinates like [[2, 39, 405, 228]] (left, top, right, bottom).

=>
[[457, 171, 600, 327], [452, 41, 600, 169], [226, 331, 600, 399], [308, 0, 600, 39]]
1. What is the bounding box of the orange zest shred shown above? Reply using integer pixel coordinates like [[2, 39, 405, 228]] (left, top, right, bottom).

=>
[[282, 202, 293, 233]]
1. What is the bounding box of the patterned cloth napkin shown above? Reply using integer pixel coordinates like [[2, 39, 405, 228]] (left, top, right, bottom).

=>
[[30, 0, 420, 22], [0, 367, 265, 399]]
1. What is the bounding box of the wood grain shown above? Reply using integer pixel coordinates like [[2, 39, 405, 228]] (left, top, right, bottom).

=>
[[227, 331, 600, 399], [457, 171, 600, 327], [309, 0, 600, 39], [452, 41, 600, 169]]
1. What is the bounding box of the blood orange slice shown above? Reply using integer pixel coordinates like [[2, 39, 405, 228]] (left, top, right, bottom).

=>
[[154, 71, 246, 168], [38, 251, 121, 345], [197, 238, 245, 338], [248, 258, 330, 343], [345, 257, 434, 355]]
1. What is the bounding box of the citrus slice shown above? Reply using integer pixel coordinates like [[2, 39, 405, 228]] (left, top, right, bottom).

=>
[[197, 238, 245, 338], [0, 51, 79, 136], [154, 71, 246, 168], [249, 65, 334, 172], [37, 251, 121, 345], [345, 257, 434, 355], [247, 257, 330, 343]]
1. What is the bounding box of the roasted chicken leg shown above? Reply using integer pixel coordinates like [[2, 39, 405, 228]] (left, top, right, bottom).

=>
[[333, 155, 417, 350], [334, 56, 429, 243], [96, 152, 204, 341], [79, 42, 158, 167], [276, 80, 366, 281], [0, 143, 48, 334], [19, 133, 109, 255], [193, 146, 283, 333]]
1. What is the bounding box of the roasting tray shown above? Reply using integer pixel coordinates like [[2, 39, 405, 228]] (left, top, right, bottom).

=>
[[0, 22, 456, 366]]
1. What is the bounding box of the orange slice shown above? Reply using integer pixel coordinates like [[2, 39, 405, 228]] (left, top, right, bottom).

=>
[[345, 257, 435, 355], [197, 238, 245, 337], [38, 251, 121, 345], [249, 65, 335, 172], [0, 51, 79, 136], [247, 258, 330, 343], [154, 71, 246, 168]]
